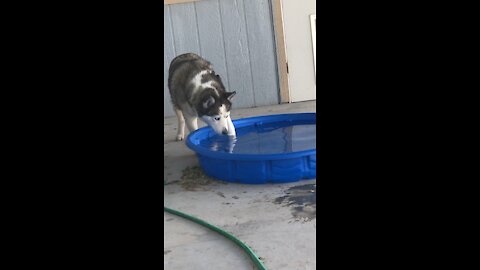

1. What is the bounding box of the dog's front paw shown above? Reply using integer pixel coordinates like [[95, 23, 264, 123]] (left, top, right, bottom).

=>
[[176, 134, 184, 141]]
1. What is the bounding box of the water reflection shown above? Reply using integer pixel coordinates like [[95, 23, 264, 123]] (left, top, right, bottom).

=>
[[209, 135, 237, 153], [201, 124, 316, 154]]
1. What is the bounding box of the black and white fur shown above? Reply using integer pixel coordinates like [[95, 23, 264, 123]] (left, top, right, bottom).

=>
[[168, 53, 236, 141]]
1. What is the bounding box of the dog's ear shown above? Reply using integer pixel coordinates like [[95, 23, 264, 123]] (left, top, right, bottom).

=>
[[226, 91, 236, 101], [203, 96, 215, 109]]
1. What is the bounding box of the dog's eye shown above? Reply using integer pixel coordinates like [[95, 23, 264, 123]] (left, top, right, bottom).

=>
[[214, 117, 220, 121]]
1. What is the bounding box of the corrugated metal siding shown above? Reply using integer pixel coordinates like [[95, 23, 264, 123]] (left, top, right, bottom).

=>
[[164, 0, 279, 117]]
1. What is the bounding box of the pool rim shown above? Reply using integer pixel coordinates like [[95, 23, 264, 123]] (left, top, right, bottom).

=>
[[186, 113, 316, 161]]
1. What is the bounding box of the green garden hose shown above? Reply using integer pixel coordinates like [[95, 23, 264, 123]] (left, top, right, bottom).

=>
[[164, 182, 267, 270]]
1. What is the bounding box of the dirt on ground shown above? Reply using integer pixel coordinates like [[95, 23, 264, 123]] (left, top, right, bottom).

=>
[[179, 166, 214, 191]]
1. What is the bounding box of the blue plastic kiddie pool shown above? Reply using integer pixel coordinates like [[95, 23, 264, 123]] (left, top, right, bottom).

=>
[[186, 113, 316, 184]]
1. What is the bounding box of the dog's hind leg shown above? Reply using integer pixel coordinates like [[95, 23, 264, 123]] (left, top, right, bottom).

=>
[[175, 108, 186, 141]]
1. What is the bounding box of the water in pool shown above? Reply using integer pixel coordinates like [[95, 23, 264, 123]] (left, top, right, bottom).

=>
[[199, 123, 316, 154]]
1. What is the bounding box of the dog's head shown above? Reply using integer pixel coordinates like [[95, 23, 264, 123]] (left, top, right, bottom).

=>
[[197, 90, 236, 135]]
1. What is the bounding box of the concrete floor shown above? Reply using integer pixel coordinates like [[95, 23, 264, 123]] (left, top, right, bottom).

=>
[[164, 101, 316, 270]]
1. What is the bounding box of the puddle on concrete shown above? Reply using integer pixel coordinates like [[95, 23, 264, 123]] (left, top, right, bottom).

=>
[[274, 184, 316, 221]]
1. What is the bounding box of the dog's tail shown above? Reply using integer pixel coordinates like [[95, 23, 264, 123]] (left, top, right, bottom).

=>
[[169, 53, 212, 76], [170, 53, 201, 65]]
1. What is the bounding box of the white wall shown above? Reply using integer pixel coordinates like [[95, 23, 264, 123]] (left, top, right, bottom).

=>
[[281, 0, 316, 102]]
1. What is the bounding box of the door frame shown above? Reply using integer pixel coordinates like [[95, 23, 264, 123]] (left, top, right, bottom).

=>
[[310, 14, 316, 78], [271, 0, 290, 103]]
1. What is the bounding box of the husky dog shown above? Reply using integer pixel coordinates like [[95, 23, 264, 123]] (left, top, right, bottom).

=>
[[168, 53, 236, 141]]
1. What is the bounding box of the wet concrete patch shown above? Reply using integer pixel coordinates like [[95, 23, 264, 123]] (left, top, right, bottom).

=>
[[274, 184, 316, 221]]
